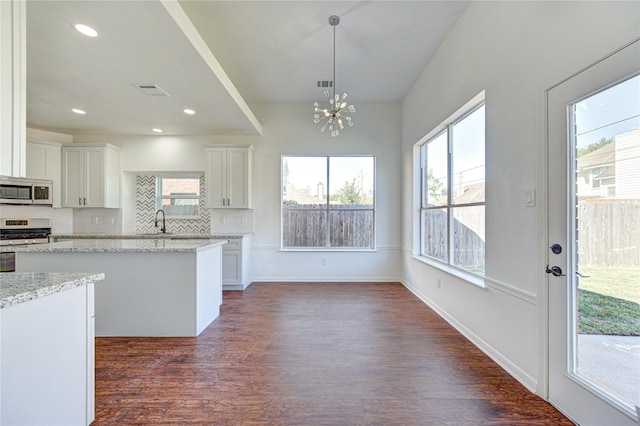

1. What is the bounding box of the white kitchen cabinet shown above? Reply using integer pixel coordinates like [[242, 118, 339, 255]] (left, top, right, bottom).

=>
[[62, 143, 121, 208], [86, 281, 96, 424], [205, 145, 253, 209], [26, 140, 62, 207], [222, 235, 253, 290], [0, 283, 95, 425], [0, 0, 26, 178]]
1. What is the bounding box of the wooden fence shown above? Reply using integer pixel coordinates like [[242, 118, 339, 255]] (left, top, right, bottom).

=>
[[422, 208, 485, 268], [578, 199, 640, 267], [282, 204, 374, 248]]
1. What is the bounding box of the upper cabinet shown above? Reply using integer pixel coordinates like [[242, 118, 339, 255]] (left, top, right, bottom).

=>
[[61, 144, 121, 208], [205, 145, 253, 209], [0, 1, 26, 177], [26, 141, 62, 208]]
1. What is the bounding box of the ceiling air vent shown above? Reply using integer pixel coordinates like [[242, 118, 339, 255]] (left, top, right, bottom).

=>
[[317, 80, 333, 88], [133, 83, 171, 97]]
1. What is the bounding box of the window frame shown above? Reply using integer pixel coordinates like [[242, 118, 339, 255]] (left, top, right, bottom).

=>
[[156, 174, 201, 219], [281, 155, 376, 251], [414, 92, 486, 286]]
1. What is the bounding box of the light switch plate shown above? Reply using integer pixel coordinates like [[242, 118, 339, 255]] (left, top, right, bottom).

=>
[[525, 188, 536, 207]]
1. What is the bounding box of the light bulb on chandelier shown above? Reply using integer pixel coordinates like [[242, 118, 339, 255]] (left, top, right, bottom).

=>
[[313, 15, 355, 137]]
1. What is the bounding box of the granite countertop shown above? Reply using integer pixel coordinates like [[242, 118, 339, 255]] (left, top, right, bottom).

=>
[[6, 238, 228, 254], [51, 233, 251, 240], [0, 272, 105, 309]]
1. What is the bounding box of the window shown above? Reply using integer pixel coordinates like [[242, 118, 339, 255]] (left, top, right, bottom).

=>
[[419, 100, 485, 276], [282, 156, 375, 249], [156, 176, 200, 218]]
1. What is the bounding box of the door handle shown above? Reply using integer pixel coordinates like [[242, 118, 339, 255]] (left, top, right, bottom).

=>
[[576, 271, 590, 278], [545, 265, 565, 277]]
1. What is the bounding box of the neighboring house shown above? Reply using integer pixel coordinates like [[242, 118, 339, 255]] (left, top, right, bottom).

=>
[[576, 142, 616, 199], [576, 128, 640, 199], [284, 183, 326, 204], [615, 128, 640, 198]]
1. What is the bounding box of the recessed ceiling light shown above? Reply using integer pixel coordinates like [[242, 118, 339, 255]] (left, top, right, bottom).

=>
[[152, 128, 163, 133], [71, 108, 86, 115], [183, 109, 196, 115], [73, 23, 98, 38]]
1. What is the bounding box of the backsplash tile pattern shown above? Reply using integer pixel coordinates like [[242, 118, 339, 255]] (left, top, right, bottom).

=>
[[135, 175, 210, 234]]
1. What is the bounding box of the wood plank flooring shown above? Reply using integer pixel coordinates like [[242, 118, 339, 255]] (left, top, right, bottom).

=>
[[94, 282, 572, 425]]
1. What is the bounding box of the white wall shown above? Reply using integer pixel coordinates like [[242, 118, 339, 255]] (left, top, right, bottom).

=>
[[73, 101, 403, 281], [401, 1, 640, 393], [249, 102, 402, 281]]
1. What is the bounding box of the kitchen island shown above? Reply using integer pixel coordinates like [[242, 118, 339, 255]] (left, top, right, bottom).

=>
[[1, 272, 104, 425], [51, 232, 254, 290], [13, 238, 227, 337]]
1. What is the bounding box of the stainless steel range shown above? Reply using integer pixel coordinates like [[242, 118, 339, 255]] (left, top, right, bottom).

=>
[[0, 218, 52, 272]]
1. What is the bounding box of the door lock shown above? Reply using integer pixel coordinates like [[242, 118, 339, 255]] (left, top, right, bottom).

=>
[[550, 244, 562, 254], [545, 265, 565, 277]]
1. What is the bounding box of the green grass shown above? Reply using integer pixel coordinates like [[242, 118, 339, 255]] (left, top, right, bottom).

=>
[[578, 266, 640, 304], [577, 266, 640, 336], [578, 289, 640, 335]]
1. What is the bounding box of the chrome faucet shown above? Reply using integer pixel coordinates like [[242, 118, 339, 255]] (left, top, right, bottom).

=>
[[154, 209, 166, 233]]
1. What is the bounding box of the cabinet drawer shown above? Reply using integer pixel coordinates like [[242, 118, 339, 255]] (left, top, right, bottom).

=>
[[223, 239, 242, 250]]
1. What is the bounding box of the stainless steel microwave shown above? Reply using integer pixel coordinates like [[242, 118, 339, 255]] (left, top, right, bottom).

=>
[[0, 176, 53, 206]]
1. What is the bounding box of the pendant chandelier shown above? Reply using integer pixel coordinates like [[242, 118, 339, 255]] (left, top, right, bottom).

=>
[[313, 15, 355, 137]]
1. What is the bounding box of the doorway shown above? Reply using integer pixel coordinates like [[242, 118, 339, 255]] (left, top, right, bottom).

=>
[[546, 40, 639, 425]]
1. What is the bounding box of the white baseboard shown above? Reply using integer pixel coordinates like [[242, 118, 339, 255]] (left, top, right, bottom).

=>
[[401, 278, 538, 393], [251, 276, 403, 283]]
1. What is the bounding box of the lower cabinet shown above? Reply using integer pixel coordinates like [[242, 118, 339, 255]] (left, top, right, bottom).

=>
[[222, 236, 252, 290], [0, 284, 95, 425]]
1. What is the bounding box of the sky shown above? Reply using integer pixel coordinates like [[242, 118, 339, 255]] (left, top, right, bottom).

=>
[[425, 104, 485, 197], [282, 156, 374, 197], [574, 74, 640, 148]]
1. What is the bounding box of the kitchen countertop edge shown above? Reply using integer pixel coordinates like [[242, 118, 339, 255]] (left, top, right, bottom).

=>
[[7, 238, 229, 254], [51, 233, 252, 240], [0, 272, 105, 309]]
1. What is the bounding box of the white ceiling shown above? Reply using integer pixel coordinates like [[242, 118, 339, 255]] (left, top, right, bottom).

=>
[[26, 0, 469, 136]]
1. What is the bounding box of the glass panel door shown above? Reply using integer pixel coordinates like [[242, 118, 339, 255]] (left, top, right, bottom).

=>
[[547, 40, 639, 425], [572, 74, 640, 412]]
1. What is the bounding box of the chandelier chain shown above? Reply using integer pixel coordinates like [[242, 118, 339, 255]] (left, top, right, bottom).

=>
[[313, 15, 355, 137]]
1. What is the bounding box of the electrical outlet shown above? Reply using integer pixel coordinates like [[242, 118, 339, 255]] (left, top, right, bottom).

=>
[[437, 278, 441, 288], [321, 258, 328, 266], [107, 216, 114, 224], [240, 217, 247, 225], [219, 217, 225, 224]]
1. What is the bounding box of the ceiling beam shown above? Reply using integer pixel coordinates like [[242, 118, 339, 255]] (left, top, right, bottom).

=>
[[161, 0, 263, 135]]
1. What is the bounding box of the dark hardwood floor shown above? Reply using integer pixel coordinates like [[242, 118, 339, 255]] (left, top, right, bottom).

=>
[[94, 282, 572, 425]]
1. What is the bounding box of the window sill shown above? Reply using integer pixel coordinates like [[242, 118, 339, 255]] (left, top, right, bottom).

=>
[[411, 255, 486, 289]]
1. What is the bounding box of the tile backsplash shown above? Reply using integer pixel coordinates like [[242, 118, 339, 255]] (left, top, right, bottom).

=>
[[135, 175, 210, 234]]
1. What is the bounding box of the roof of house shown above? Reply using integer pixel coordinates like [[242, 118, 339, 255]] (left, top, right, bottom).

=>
[[455, 182, 485, 204], [577, 142, 615, 171]]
